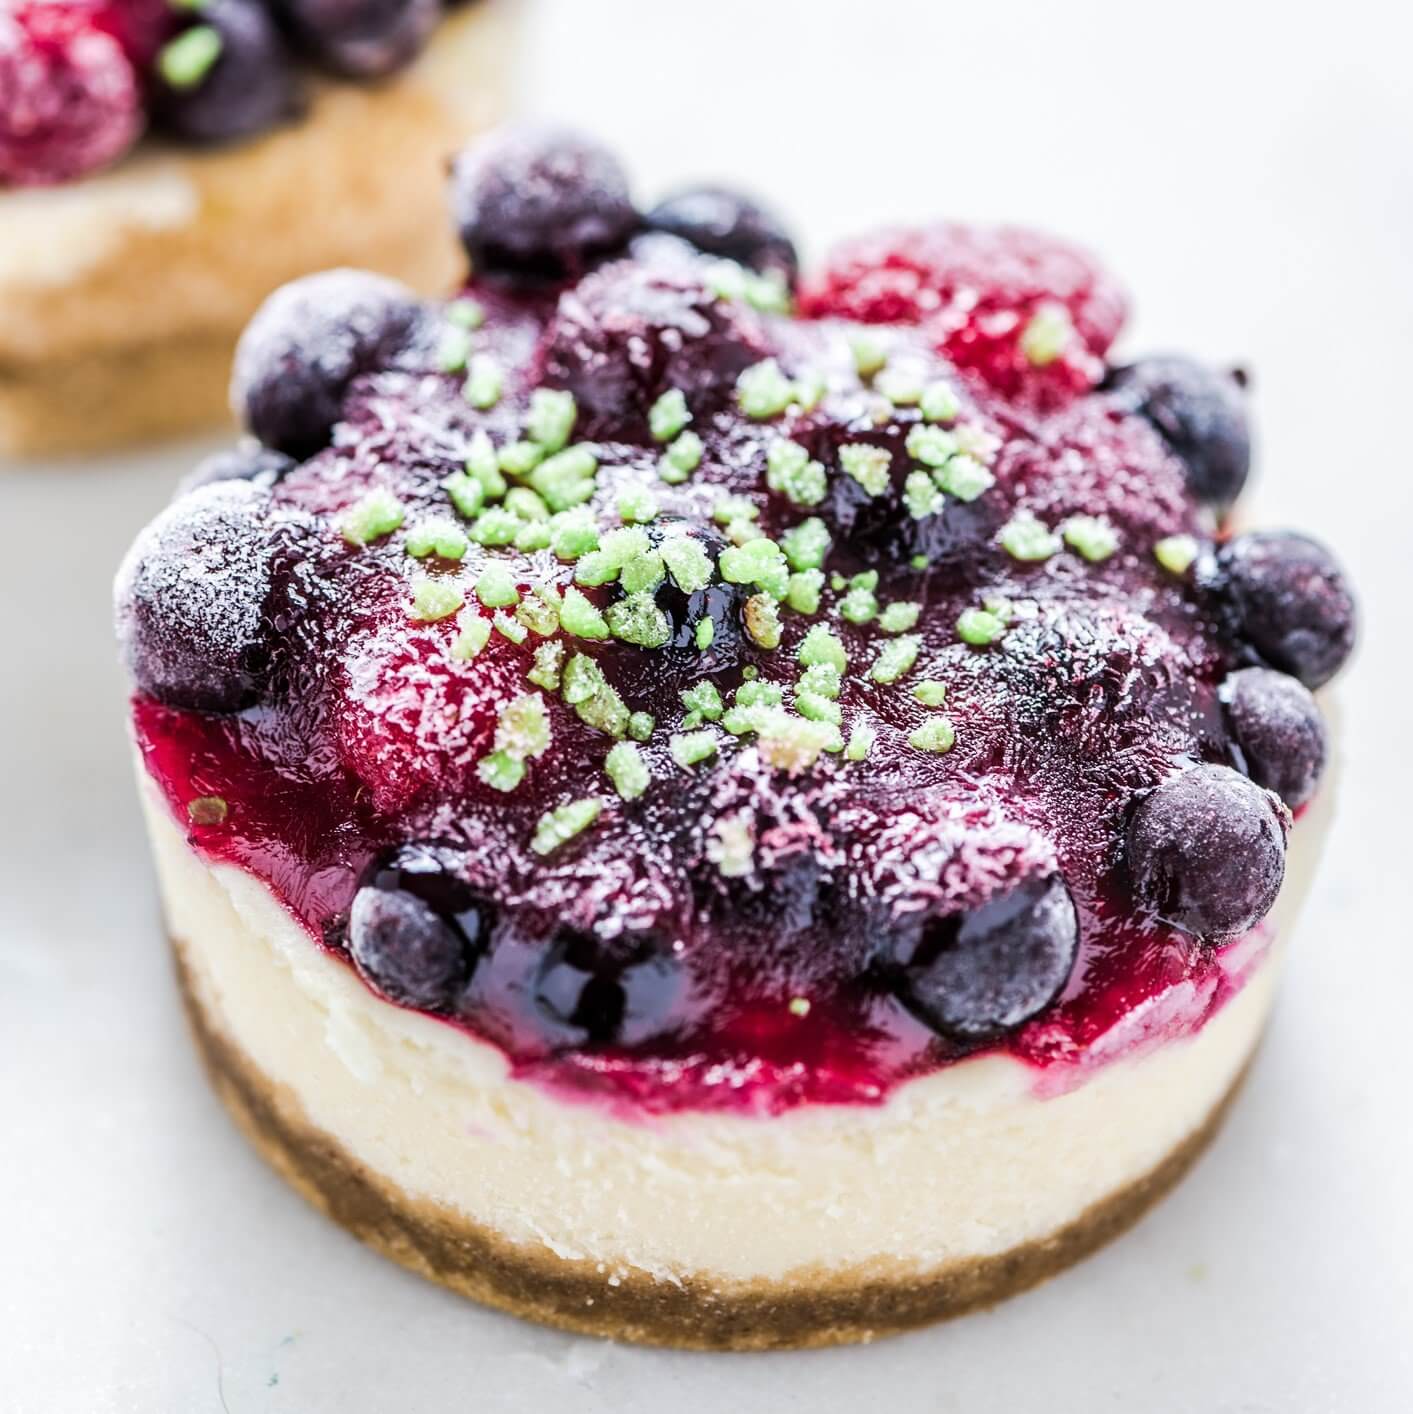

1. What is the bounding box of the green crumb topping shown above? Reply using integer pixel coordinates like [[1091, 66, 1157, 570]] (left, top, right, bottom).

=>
[[798, 622, 847, 673], [920, 380, 961, 423], [798, 662, 842, 699], [157, 25, 222, 89], [983, 593, 1016, 622], [850, 335, 887, 379], [605, 741, 651, 800], [410, 577, 464, 623], [515, 592, 560, 637], [464, 431, 506, 497], [659, 534, 713, 593], [719, 537, 787, 594], [940, 453, 995, 502], [405, 517, 469, 561], [844, 722, 875, 762], [561, 652, 603, 705], [493, 610, 527, 644], [1062, 515, 1120, 562], [670, 730, 718, 769], [707, 812, 755, 877], [528, 445, 598, 512], [838, 443, 892, 497], [736, 359, 796, 419], [513, 520, 552, 552], [999, 512, 1061, 562], [694, 618, 714, 650], [905, 423, 958, 468], [442, 470, 485, 520], [1020, 304, 1074, 367], [953, 423, 1001, 463], [619, 550, 665, 595], [474, 563, 519, 608], [577, 526, 650, 586], [449, 613, 492, 660], [791, 368, 827, 412], [869, 634, 922, 683], [617, 485, 659, 524], [1154, 533, 1200, 576], [712, 494, 759, 527], [912, 679, 948, 707], [878, 601, 921, 634], [839, 585, 878, 625], [743, 593, 783, 649], [957, 606, 1006, 646], [796, 690, 842, 725], [875, 363, 924, 406], [463, 354, 503, 410], [628, 711, 655, 742], [904, 470, 944, 520], [527, 640, 564, 690], [781, 517, 831, 572], [469, 507, 522, 547], [498, 441, 544, 477], [606, 592, 671, 648], [504, 486, 548, 521], [477, 751, 524, 792], [756, 713, 842, 773], [649, 389, 691, 443], [551, 510, 599, 560], [559, 586, 610, 639], [526, 388, 577, 453], [446, 297, 485, 330], [339, 487, 404, 547], [910, 553, 930, 570], [765, 439, 827, 507], [734, 679, 783, 710], [785, 569, 824, 615], [659, 429, 704, 483], [530, 797, 603, 856], [909, 716, 956, 753], [493, 691, 552, 761], [438, 325, 473, 374], [680, 681, 724, 727], [561, 655, 629, 736], [187, 794, 228, 826]]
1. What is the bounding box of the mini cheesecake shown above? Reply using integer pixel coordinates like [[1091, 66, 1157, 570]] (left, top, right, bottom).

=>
[[115, 129, 1356, 1350], [0, 1, 515, 459]]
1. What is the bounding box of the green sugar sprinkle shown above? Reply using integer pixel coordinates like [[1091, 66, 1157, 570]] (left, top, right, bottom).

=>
[[442, 470, 485, 520], [493, 691, 552, 761], [1019, 304, 1073, 367], [743, 593, 783, 649], [878, 601, 921, 634], [515, 592, 560, 637], [736, 359, 796, 419], [561, 652, 604, 706], [504, 486, 548, 521], [839, 586, 877, 625], [474, 563, 519, 608], [628, 711, 655, 742], [449, 614, 491, 660], [904, 470, 944, 520], [719, 537, 786, 590], [157, 25, 222, 89], [957, 606, 1006, 646], [844, 723, 875, 762], [785, 568, 824, 615], [781, 517, 831, 572], [410, 577, 464, 623], [659, 429, 704, 483], [405, 517, 469, 561], [530, 797, 603, 856], [617, 485, 659, 524], [850, 335, 887, 379], [712, 494, 759, 527], [869, 634, 922, 683], [469, 507, 521, 547], [660, 534, 713, 593], [954, 422, 1001, 463], [905, 423, 958, 468], [527, 445, 598, 512], [695, 618, 714, 651], [920, 380, 960, 424], [999, 512, 1061, 562], [766, 439, 827, 507], [446, 298, 485, 330], [875, 363, 924, 406], [438, 325, 473, 374], [619, 549, 665, 595], [526, 388, 577, 453], [791, 368, 827, 412], [1062, 515, 1120, 563], [838, 443, 891, 497], [796, 690, 842, 725], [464, 430, 506, 496], [463, 354, 503, 410], [527, 640, 564, 690], [798, 622, 846, 672], [912, 679, 948, 707], [340, 487, 404, 547], [798, 662, 842, 699], [680, 681, 724, 726], [493, 611, 526, 644], [498, 440, 544, 477], [1154, 532, 1200, 576], [940, 453, 994, 502], [605, 741, 651, 800], [909, 716, 956, 753], [910, 553, 930, 570], [477, 751, 524, 792], [649, 389, 691, 443], [606, 592, 671, 648], [551, 511, 598, 560], [559, 586, 609, 639], [670, 730, 719, 769]]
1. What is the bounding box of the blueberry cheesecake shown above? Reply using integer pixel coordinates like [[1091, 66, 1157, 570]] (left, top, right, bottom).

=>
[[115, 129, 1356, 1350], [0, 0, 514, 458]]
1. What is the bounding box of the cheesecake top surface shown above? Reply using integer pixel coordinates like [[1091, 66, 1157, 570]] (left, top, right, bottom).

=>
[[117, 128, 1356, 1116]]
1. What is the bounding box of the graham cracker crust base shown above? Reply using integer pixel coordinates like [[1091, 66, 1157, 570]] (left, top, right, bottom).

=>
[[172, 938, 1252, 1351]]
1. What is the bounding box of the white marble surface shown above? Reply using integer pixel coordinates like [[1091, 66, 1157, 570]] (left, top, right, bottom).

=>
[[3, 0, 1411, 1409]]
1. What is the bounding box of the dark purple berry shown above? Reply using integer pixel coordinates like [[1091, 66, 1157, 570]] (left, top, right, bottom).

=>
[[1221, 667, 1327, 809], [1214, 530, 1356, 688], [347, 842, 493, 1009], [1107, 356, 1250, 508], [231, 268, 423, 457], [175, 441, 296, 500], [114, 481, 276, 713], [275, 0, 437, 78], [644, 185, 799, 283], [150, 0, 302, 146], [890, 873, 1079, 1040], [533, 928, 686, 1048], [1127, 763, 1288, 938], [448, 126, 639, 281]]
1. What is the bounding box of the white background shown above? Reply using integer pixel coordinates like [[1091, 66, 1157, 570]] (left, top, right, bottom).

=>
[[3, 1, 1411, 1409]]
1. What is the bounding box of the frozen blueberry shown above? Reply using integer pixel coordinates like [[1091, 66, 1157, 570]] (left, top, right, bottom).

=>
[[175, 442, 296, 500], [1214, 531, 1356, 688], [1107, 356, 1250, 508], [347, 842, 493, 1009], [533, 928, 686, 1048], [275, 0, 438, 78], [891, 873, 1079, 1040], [1127, 763, 1288, 938], [644, 185, 799, 283], [114, 481, 276, 713], [1221, 667, 1327, 809], [150, 0, 302, 146], [449, 126, 639, 281], [231, 269, 423, 457]]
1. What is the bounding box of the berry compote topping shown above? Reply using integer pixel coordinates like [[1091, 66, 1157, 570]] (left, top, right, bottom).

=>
[[117, 128, 1358, 1117]]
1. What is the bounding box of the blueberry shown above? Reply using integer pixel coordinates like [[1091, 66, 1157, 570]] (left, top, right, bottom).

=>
[[644, 186, 799, 283], [276, 0, 438, 78], [1127, 763, 1288, 938], [347, 843, 494, 1009], [1107, 356, 1250, 508], [890, 874, 1079, 1040], [150, 0, 303, 146], [231, 269, 423, 457], [448, 126, 638, 281], [1214, 531, 1356, 688], [114, 481, 277, 713], [1221, 667, 1327, 809], [175, 442, 296, 500], [533, 928, 686, 1048]]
